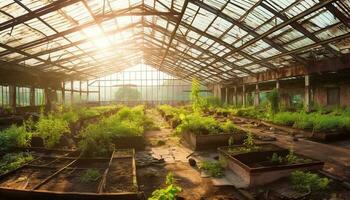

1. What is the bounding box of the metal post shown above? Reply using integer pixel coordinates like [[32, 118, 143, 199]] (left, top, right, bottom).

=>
[[30, 87, 35, 106], [254, 83, 260, 106], [9, 85, 16, 112], [305, 75, 311, 112], [234, 85, 237, 107], [242, 84, 246, 107]]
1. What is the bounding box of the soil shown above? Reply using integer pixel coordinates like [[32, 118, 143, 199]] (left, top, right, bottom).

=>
[[39, 168, 103, 193], [105, 157, 135, 193], [0, 167, 56, 190]]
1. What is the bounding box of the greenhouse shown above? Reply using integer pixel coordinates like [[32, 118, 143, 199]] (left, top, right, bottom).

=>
[[0, 0, 350, 199]]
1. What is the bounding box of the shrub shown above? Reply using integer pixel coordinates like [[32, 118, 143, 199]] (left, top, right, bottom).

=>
[[220, 120, 238, 134], [0, 152, 33, 174], [149, 172, 182, 200], [80, 169, 101, 183], [272, 112, 299, 126], [36, 115, 70, 148], [0, 125, 32, 151], [175, 114, 220, 135], [291, 171, 330, 193], [199, 161, 224, 178]]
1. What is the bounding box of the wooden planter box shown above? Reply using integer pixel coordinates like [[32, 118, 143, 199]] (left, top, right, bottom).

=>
[[0, 149, 141, 200], [218, 144, 324, 187], [182, 131, 246, 151], [114, 136, 145, 151]]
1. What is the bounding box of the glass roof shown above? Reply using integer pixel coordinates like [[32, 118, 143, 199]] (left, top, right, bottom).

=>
[[0, 0, 349, 84]]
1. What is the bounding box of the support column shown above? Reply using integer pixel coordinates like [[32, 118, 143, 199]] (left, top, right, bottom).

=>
[[44, 87, 51, 111], [254, 83, 260, 106], [86, 81, 89, 102], [276, 79, 280, 91], [304, 75, 311, 112], [98, 80, 101, 104], [70, 81, 74, 104], [79, 81, 82, 103], [30, 87, 35, 106], [225, 87, 228, 105], [9, 85, 16, 112], [233, 86, 237, 107], [62, 82, 65, 105], [242, 84, 246, 107]]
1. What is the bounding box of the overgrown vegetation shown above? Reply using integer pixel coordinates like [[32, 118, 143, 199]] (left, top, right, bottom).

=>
[[79, 106, 148, 156], [149, 172, 182, 200], [199, 161, 224, 178], [228, 132, 259, 154], [0, 152, 33, 174], [0, 125, 32, 151], [270, 148, 311, 165], [36, 114, 70, 148], [80, 169, 101, 183], [191, 78, 205, 113], [291, 170, 330, 193]]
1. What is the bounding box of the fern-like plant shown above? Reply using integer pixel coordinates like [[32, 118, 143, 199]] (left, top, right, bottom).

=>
[[149, 172, 182, 200]]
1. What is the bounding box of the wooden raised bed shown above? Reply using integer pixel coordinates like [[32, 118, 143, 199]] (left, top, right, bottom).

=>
[[218, 144, 324, 187], [0, 149, 141, 200], [114, 136, 145, 151], [232, 116, 350, 142], [182, 131, 246, 151]]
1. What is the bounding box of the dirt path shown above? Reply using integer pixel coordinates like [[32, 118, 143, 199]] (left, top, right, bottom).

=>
[[136, 109, 244, 200]]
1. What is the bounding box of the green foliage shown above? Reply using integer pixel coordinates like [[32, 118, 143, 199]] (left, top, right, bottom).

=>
[[0, 152, 33, 174], [243, 132, 255, 150], [80, 169, 101, 183], [36, 115, 70, 148], [220, 120, 238, 134], [272, 111, 350, 132], [0, 125, 32, 151], [266, 89, 279, 116], [79, 106, 147, 156], [272, 112, 299, 126], [175, 113, 221, 135], [230, 107, 268, 119], [270, 153, 284, 164], [269, 149, 310, 165], [199, 161, 224, 178], [149, 172, 182, 200], [286, 148, 298, 164], [291, 171, 330, 193], [191, 78, 205, 113]]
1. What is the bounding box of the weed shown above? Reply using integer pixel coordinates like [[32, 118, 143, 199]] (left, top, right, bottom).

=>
[[291, 170, 330, 193], [149, 172, 182, 200], [80, 169, 101, 183], [0, 152, 33, 174], [199, 161, 224, 178]]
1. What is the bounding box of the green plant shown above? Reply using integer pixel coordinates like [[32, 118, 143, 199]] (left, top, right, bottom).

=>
[[0, 152, 33, 174], [291, 171, 330, 193], [243, 132, 255, 149], [0, 125, 32, 151], [175, 113, 221, 135], [36, 115, 70, 148], [199, 161, 224, 178], [220, 120, 238, 134], [286, 148, 298, 164], [149, 172, 182, 200], [80, 169, 101, 183], [191, 78, 204, 113], [270, 153, 284, 164]]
